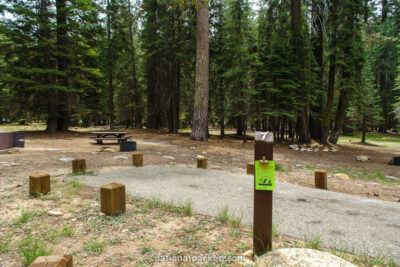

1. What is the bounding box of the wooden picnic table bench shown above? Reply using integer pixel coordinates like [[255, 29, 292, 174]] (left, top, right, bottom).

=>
[[91, 132, 132, 144]]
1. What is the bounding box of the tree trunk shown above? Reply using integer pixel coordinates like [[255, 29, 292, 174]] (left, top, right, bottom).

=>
[[190, 0, 209, 141], [329, 90, 348, 144], [362, 110, 366, 143], [291, 0, 310, 142], [311, 0, 324, 140], [107, 0, 115, 130], [56, 0, 69, 131], [127, 0, 141, 128], [321, 2, 337, 143], [40, 0, 57, 133]]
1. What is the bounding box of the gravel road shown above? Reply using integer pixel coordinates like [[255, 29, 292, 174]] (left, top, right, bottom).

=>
[[72, 165, 400, 263]]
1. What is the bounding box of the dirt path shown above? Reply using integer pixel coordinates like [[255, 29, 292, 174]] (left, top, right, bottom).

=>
[[1, 129, 399, 202]]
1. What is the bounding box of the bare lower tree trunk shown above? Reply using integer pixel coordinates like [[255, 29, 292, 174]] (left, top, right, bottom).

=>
[[56, 0, 69, 131], [362, 110, 366, 143], [190, 0, 209, 141], [329, 90, 348, 144]]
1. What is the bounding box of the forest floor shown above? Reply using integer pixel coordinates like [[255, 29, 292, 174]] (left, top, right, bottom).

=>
[[0, 124, 399, 266]]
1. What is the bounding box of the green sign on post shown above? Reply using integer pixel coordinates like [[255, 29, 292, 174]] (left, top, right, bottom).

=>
[[255, 160, 275, 191]]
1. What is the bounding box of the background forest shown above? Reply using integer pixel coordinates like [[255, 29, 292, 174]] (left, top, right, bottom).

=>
[[0, 0, 399, 144]]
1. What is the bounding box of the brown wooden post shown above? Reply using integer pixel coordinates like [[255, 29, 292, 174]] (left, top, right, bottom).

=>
[[315, 170, 328, 189], [132, 152, 143, 167], [29, 173, 50, 196], [100, 183, 126, 216], [29, 255, 73, 267], [72, 159, 86, 173], [253, 132, 274, 255], [197, 157, 207, 169], [247, 162, 254, 175]]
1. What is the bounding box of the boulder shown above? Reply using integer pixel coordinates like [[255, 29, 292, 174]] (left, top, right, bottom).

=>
[[104, 148, 115, 153], [255, 248, 356, 267], [334, 173, 351, 180], [356, 155, 370, 162]]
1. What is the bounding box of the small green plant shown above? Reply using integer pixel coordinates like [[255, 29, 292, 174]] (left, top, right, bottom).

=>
[[18, 237, 50, 266], [229, 229, 241, 238], [230, 213, 243, 228], [236, 241, 248, 250], [304, 236, 321, 250], [272, 223, 278, 237], [108, 237, 123, 245], [71, 170, 94, 176], [217, 205, 229, 223], [141, 246, 153, 255], [14, 209, 35, 225], [0, 237, 10, 253], [275, 163, 290, 173], [182, 199, 192, 215], [84, 238, 107, 255]]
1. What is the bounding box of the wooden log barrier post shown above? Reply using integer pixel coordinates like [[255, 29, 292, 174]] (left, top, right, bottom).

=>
[[29, 255, 73, 267], [132, 152, 143, 167], [315, 170, 328, 189], [100, 183, 126, 216], [247, 162, 255, 175], [197, 156, 207, 169], [29, 173, 51, 196], [72, 159, 86, 173], [253, 131, 274, 255]]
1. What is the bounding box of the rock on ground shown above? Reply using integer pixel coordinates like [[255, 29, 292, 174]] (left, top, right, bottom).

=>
[[334, 173, 351, 180], [356, 155, 370, 162], [255, 248, 356, 267]]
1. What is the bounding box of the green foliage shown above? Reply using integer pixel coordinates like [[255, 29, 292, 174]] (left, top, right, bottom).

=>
[[84, 238, 107, 255], [18, 237, 50, 266]]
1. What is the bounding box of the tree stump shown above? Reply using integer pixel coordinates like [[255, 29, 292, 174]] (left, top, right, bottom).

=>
[[247, 162, 255, 175], [132, 152, 143, 167], [29, 173, 50, 196], [315, 170, 328, 189], [197, 157, 207, 169], [100, 183, 126, 216], [72, 159, 86, 173], [29, 255, 73, 267]]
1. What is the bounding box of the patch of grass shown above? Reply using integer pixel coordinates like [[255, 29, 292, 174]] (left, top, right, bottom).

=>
[[0, 237, 10, 253], [141, 246, 153, 255], [18, 237, 50, 266], [272, 223, 279, 237], [217, 205, 229, 223], [182, 199, 192, 215], [229, 229, 241, 238], [71, 170, 94, 176], [108, 237, 123, 245], [217, 206, 242, 227], [184, 225, 204, 234], [275, 163, 290, 173], [304, 236, 321, 250], [145, 196, 192, 215], [47, 224, 74, 241], [14, 209, 36, 225], [84, 238, 107, 255], [230, 213, 243, 228], [341, 133, 400, 143], [236, 241, 248, 250]]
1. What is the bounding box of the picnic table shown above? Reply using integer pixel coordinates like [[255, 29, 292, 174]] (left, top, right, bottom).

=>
[[91, 132, 132, 144]]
